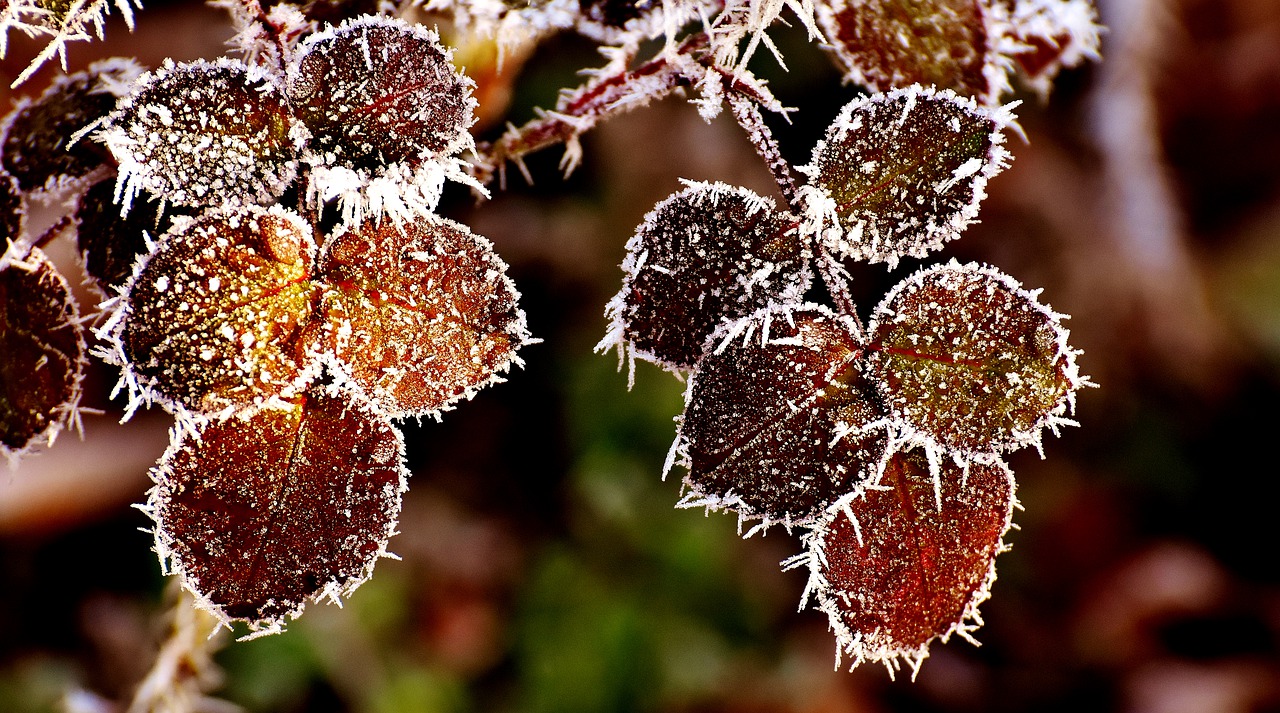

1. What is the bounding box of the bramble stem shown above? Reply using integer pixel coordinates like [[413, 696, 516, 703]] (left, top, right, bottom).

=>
[[725, 90, 798, 210], [816, 247, 863, 333], [471, 34, 710, 186]]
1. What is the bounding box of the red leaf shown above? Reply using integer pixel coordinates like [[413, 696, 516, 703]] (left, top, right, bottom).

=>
[[600, 181, 812, 371], [148, 388, 408, 629], [805, 449, 1015, 674], [0, 248, 86, 458], [288, 16, 475, 170], [676, 305, 887, 530], [310, 214, 531, 418]]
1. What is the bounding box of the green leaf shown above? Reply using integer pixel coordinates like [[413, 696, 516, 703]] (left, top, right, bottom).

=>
[[866, 261, 1083, 456]]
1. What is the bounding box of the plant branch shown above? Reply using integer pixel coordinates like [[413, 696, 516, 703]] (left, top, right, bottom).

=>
[[127, 585, 234, 713], [470, 34, 711, 187], [724, 89, 798, 209]]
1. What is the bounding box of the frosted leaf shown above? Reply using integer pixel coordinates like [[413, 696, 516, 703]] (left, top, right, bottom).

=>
[[0, 0, 141, 89], [813, 0, 1011, 104], [1, 58, 141, 193], [598, 181, 813, 371], [309, 214, 531, 419], [0, 248, 86, 459], [675, 305, 888, 530], [74, 178, 183, 291], [866, 261, 1083, 457], [805, 450, 1015, 673], [1003, 0, 1101, 96], [288, 16, 475, 171], [96, 57, 305, 211], [147, 387, 408, 630], [800, 86, 1013, 269], [0, 169, 20, 242], [102, 205, 320, 417]]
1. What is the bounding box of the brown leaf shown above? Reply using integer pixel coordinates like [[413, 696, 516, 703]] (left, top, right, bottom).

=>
[[0, 248, 86, 458], [600, 181, 812, 371], [800, 85, 1012, 269], [310, 214, 530, 418], [814, 0, 999, 102], [149, 388, 407, 628], [676, 306, 886, 530], [107, 205, 320, 416], [866, 261, 1083, 456]]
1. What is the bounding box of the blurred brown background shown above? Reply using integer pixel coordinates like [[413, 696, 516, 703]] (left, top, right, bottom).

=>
[[2, 0, 1280, 710]]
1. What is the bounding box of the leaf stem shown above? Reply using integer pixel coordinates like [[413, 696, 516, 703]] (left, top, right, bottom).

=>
[[724, 90, 798, 210]]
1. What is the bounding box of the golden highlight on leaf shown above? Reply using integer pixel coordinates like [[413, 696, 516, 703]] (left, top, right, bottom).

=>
[[311, 214, 530, 419], [116, 206, 320, 415]]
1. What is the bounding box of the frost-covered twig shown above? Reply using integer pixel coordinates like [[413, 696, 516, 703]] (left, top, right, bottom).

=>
[[471, 33, 711, 186], [725, 90, 797, 208], [126, 585, 235, 713]]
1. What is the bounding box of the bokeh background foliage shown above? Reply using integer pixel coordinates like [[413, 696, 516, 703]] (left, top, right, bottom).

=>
[[3, 0, 1280, 710]]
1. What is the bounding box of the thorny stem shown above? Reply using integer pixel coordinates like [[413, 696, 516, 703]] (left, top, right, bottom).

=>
[[724, 90, 798, 209], [470, 33, 711, 187]]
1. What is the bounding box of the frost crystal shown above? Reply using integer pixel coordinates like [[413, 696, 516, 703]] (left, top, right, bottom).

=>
[[0, 0, 141, 88], [96, 57, 306, 212], [799, 85, 1014, 269]]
